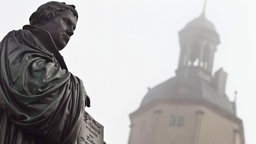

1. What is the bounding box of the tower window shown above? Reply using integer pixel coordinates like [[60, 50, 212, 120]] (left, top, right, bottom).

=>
[[169, 116, 185, 126], [169, 116, 176, 126]]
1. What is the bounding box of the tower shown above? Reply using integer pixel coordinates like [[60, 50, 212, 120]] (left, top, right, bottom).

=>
[[128, 6, 245, 144]]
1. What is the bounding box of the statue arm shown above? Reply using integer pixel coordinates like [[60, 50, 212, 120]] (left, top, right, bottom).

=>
[[1, 49, 86, 143]]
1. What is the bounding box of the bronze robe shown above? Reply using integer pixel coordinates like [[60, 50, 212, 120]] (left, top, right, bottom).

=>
[[0, 25, 88, 144]]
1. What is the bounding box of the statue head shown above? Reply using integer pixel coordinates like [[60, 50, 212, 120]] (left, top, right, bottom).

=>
[[29, 1, 78, 50], [29, 1, 78, 26]]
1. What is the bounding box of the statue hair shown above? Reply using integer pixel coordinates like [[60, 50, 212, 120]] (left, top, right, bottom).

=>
[[29, 1, 78, 26]]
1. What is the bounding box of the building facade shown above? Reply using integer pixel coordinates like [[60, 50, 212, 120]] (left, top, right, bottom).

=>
[[128, 12, 245, 144]]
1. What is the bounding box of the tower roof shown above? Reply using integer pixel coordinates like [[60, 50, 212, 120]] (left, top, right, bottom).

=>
[[185, 0, 216, 32], [140, 75, 235, 114], [185, 15, 216, 32]]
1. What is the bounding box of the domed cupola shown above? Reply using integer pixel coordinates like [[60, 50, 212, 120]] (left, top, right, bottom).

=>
[[177, 9, 220, 80], [186, 13, 216, 32]]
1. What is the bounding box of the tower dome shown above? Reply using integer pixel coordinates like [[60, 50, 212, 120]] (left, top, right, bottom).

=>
[[186, 14, 216, 32]]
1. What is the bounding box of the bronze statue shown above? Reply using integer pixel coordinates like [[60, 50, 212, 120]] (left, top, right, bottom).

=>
[[0, 1, 90, 144]]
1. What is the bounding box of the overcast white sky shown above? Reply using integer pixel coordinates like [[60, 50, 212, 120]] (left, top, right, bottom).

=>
[[1, 0, 255, 144]]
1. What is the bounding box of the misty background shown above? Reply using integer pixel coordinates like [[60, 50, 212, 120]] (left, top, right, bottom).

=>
[[0, 0, 255, 144]]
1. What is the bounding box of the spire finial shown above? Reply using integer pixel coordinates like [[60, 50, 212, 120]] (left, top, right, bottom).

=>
[[201, 0, 207, 17]]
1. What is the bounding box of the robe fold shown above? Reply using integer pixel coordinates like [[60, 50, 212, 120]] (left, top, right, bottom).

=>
[[0, 25, 88, 144]]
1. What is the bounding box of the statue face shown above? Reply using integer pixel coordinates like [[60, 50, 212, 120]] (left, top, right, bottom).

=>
[[39, 10, 77, 50]]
